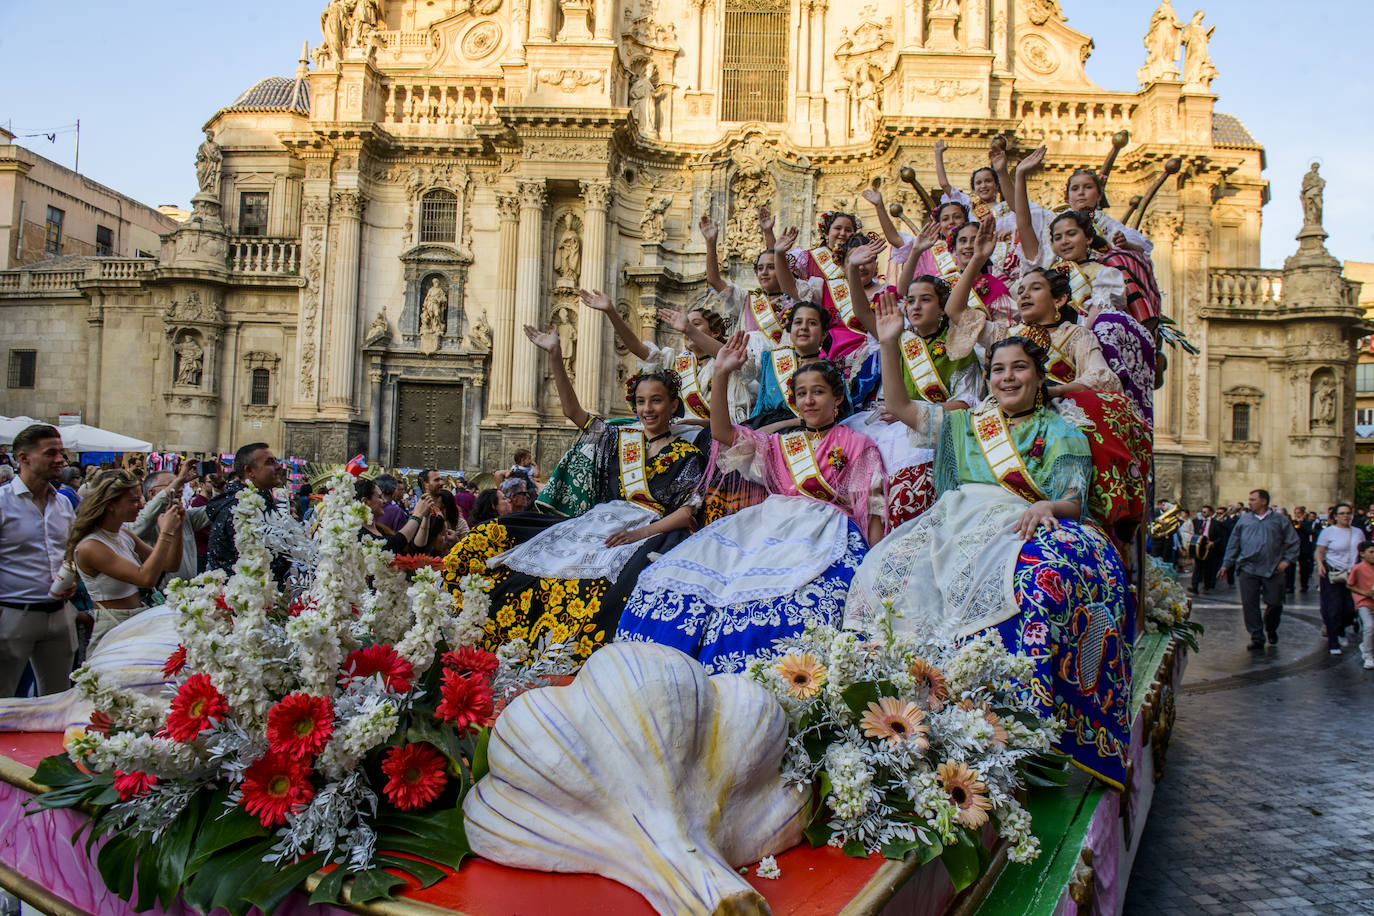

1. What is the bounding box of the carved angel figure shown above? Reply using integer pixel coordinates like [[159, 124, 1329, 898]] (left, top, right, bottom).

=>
[[1140, 1, 1182, 82]]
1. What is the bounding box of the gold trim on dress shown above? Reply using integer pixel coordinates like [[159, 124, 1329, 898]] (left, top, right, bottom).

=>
[[899, 331, 951, 403], [779, 428, 838, 502], [618, 429, 667, 515], [970, 399, 1050, 504]]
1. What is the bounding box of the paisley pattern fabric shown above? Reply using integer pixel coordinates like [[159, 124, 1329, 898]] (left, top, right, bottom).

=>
[[995, 519, 1135, 790], [618, 522, 868, 673], [1091, 308, 1156, 426]]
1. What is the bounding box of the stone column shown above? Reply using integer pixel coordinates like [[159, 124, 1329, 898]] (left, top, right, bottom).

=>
[[593, 0, 613, 40], [510, 179, 547, 420], [810, 2, 828, 95], [215, 322, 240, 450], [84, 294, 104, 427], [324, 190, 364, 410], [573, 179, 612, 411], [489, 193, 520, 415], [531, 0, 553, 40], [967, 0, 987, 50], [368, 365, 383, 460]]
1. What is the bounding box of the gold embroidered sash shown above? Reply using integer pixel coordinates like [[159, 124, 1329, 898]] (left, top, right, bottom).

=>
[[932, 239, 959, 279], [970, 400, 1049, 504], [673, 351, 711, 420], [809, 245, 862, 331], [748, 288, 786, 344], [972, 200, 994, 225], [1053, 259, 1093, 309], [899, 331, 951, 403], [778, 429, 837, 502], [1011, 323, 1076, 384], [769, 346, 800, 416], [618, 429, 666, 515]]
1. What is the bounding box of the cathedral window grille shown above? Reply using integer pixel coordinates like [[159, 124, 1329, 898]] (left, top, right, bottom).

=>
[[239, 192, 269, 236], [420, 190, 459, 244], [7, 350, 36, 389], [721, 0, 790, 123], [250, 368, 271, 405], [1231, 403, 1250, 441]]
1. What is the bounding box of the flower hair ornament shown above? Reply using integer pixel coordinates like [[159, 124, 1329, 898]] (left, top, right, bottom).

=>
[[817, 210, 863, 239], [624, 368, 683, 409]]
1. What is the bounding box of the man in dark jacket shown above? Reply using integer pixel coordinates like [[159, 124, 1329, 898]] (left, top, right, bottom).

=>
[[206, 442, 290, 583]]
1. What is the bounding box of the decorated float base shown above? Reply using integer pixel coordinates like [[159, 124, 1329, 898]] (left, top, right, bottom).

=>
[[1, 631, 1185, 916]]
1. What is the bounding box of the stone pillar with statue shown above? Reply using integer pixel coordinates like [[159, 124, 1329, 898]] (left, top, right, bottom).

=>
[[510, 179, 546, 420]]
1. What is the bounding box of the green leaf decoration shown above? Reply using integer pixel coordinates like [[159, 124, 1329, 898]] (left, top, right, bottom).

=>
[[94, 833, 139, 901], [803, 820, 835, 848], [242, 853, 327, 915], [469, 726, 491, 783], [308, 866, 350, 906], [939, 829, 981, 892], [841, 838, 868, 859], [349, 867, 407, 903], [185, 795, 268, 876], [373, 853, 448, 889], [32, 754, 88, 789]]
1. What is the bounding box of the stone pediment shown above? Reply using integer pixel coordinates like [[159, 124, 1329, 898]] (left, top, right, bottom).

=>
[[1009, 0, 1101, 91], [399, 242, 472, 266], [426, 11, 508, 74]]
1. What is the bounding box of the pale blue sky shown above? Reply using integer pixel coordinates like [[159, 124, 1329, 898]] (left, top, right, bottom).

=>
[[1, 1, 1368, 268]]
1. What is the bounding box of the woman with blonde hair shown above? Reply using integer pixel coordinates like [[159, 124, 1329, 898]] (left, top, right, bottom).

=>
[[67, 470, 183, 651]]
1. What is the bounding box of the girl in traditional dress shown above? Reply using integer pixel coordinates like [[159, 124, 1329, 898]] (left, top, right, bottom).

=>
[[845, 326, 1135, 791], [441, 326, 706, 664], [777, 211, 875, 359], [617, 338, 885, 673], [949, 220, 1018, 321], [700, 213, 822, 343], [746, 300, 847, 428]]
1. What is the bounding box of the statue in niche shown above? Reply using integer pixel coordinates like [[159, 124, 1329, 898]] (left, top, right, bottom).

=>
[[364, 313, 391, 347], [854, 69, 881, 137], [174, 336, 204, 388], [629, 66, 660, 138], [1180, 10, 1216, 88], [1140, 1, 1182, 82], [194, 128, 222, 195], [1301, 163, 1325, 228], [320, 0, 349, 64], [550, 300, 578, 375], [1311, 375, 1336, 427], [419, 277, 448, 354], [554, 220, 582, 287], [640, 194, 672, 243]]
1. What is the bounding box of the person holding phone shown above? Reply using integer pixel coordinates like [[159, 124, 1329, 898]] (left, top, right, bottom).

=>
[[130, 457, 212, 584]]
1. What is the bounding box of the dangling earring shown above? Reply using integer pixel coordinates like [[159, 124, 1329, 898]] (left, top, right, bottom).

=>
[[1035, 389, 1045, 411]]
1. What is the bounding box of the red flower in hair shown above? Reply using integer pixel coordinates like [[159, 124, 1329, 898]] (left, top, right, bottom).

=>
[[265, 693, 335, 760], [164, 674, 229, 742], [380, 742, 449, 811], [442, 646, 500, 678], [162, 645, 187, 677], [113, 770, 157, 801], [240, 752, 314, 827], [341, 645, 415, 692], [435, 669, 495, 736]]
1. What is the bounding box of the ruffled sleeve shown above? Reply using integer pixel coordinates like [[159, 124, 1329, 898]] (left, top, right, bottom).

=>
[[1097, 213, 1154, 259], [949, 362, 985, 406], [718, 424, 771, 484], [636, 340, 683, 373], [887, 231, 917, 266], [946, 307, 1007, 359], [1086, 264, 1127, 312], [1066, 326, 1122, 393], [940, 188, 973, 209]]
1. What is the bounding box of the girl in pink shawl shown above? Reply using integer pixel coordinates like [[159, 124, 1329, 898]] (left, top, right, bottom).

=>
[[618, 333, 886, 673]]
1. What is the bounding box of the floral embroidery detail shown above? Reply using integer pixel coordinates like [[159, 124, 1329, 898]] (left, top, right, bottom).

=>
[[827, 446, 848, 471]]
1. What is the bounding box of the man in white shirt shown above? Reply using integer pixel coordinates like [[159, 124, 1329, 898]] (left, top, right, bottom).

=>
[[0, 425, 78, 696]]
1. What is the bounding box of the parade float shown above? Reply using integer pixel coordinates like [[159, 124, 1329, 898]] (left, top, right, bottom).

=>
[[0, 475, 1195, 916]]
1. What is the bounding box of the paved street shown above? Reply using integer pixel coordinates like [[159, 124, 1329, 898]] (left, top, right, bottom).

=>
[[1124, 574, 1374, 915]]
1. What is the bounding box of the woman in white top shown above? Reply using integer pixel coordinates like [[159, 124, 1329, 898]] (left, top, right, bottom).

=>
[[1315, 503, 1364, 654], [67, 470, 183, 652]]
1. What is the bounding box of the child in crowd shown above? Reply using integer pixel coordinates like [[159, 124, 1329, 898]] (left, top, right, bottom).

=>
[[1342, 540, 1374, 670]]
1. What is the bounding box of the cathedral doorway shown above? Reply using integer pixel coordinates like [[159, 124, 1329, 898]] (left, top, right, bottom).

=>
[[393, 381, 466, 469]]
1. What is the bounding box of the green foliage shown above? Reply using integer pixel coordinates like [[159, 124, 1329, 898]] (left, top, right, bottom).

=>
[[1355, 464, 1374, 509]]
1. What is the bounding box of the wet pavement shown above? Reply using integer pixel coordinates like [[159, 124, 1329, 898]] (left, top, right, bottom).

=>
[[1124, 574, 1374, 915]]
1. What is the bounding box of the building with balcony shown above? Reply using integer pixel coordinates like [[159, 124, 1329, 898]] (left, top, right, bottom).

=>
[[0, 0, 1368, 506]]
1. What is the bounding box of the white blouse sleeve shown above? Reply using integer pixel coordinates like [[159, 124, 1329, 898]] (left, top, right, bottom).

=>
[[1087, 265, 1128, 312]]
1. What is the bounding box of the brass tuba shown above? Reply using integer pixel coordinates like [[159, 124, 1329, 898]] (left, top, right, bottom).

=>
[[1149, 505, 1181, 539]]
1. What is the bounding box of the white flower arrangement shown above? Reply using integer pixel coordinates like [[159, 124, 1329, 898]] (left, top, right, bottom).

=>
[[1143, 557, 1203, 648]]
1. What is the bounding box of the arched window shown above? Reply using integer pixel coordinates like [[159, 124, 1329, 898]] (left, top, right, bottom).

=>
[[1231, 403, 1250, 441], [419, 189, 459, 244], [250, 368, 271, 406], [721, 0, 789, 123]]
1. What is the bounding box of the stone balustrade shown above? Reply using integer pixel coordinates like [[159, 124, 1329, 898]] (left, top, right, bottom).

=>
[[228, 237, 300, 275], [1014, 92, 1135, 150], [1208, 268, 1282, 310], [382, 80, 506, 129], [0, 258, 153, 295]]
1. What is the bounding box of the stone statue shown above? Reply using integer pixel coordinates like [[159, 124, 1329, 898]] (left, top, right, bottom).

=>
[[1180, 11, 1216, 88], [195, 128, 222, 195], [551, 300, 577, 373], [1139, 0, 1182, 83], [320, 0, 349, 64], [854, 70, 881, 137], [174, 337, 204, 387], [420, 278, 448, 337], [629, 66, 659, 138], [554, 222, 582, 287], [1311, 375, 1336, 426], [1301, 163, 1325, 228], [350, 0, 379, 47], [640, 194, 672, 243], [364, 312, 391, 347], [470, 316, 492, 350]]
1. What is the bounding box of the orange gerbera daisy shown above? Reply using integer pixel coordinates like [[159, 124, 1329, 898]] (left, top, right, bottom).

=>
[[860, 697, 930, 748], [775, 654, 827, 699], [908, 657, 949, 710], [380, 742, 449, 811], [957, 700, 1010, 750], [936, 761, 992, 829]]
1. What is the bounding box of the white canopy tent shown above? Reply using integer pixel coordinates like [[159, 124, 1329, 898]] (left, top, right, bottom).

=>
[[0, 417, 152, 452]]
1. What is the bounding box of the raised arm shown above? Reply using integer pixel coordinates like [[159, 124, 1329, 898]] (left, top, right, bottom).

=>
[[77, 504, 185, 589], [757, 205, 777, 252], [658, 308, 724, 356], [989, 143, 1015, 212], [845, 238, 887, 336], [933, 139, 954, 198], [579, 288, 650, 361], [699, 216, 727, 292], [710, 331, 749, 446], [1014, 146, 1047, 263], [873, 289, 926, 431], [944, 219, 996, 327], [898, 220, 939, 294], [861, 186, 903, 246], [773, 226, 802, 301], [525, 324, 588, 429]]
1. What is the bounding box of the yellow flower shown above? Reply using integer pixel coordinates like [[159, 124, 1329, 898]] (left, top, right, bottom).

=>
[[547, 623, 572, 645], [860, 697, 930, 748], [936, 761, 992, 829], [775, 654, 827, 699], [508, 625, 529, 642], [496, 606, 516, 628], [565, 598, 589, 620], [576, 635, 596, 658]]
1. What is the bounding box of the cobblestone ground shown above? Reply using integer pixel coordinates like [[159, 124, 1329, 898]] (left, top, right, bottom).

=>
[[1124, 573, 1374, 915]]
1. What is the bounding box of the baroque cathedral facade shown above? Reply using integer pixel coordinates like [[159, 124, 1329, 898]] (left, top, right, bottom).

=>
[[0, 0, 1366, 508]]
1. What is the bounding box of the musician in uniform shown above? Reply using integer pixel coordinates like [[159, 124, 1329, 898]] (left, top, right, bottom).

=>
[[1188, 505, 1219, 594]]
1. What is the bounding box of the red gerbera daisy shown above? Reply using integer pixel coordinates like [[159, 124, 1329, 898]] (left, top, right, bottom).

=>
[[240, 751, 314, 827], [380, 742, 449, 811], [264, 693, 335, 760], [442, 646, 499, 678], [341, 645, 414, 692], [435, 669, 494, 735], [162, 645, 187, 677], [88, 710, 113, 736], [164, 673, 229, 742], [113, 770, 157, 801]]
